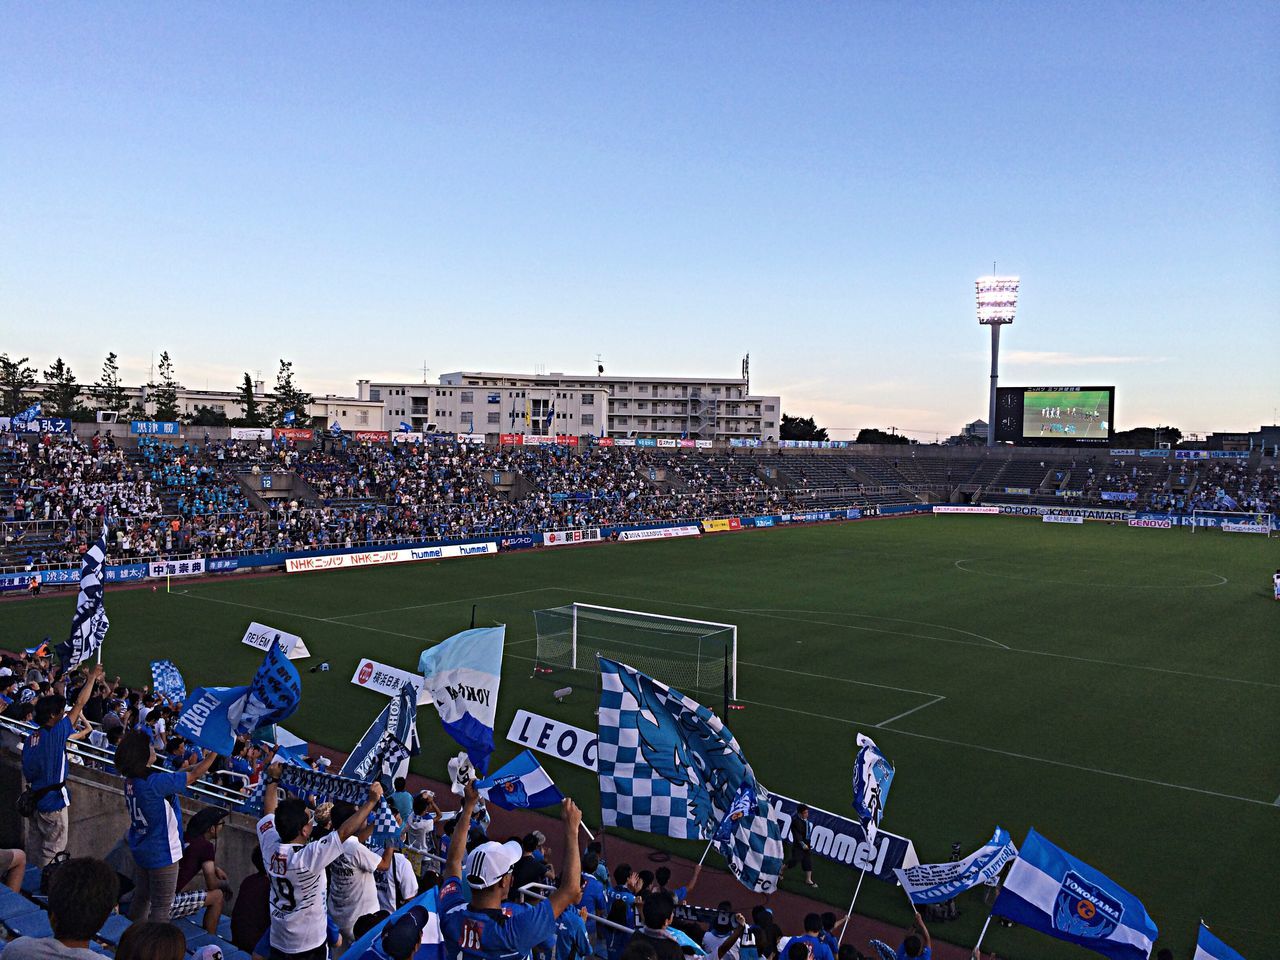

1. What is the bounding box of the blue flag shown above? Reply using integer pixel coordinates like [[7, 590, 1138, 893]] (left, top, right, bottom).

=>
[[12, 402, 41, 424], [55, 524, 110, 669], [150, 660, 188, 703], [330, 420, 343, 436], [340, 681, 420, 784], [398, 421, 412, 433], [418, 626, 504, 774], [852, 732, 894, 837], [991, 829, 1158, 960], [1195, 923, 1247, 960], [341, 887, 444, 960], [175, 642, 302, 754], [597, 657, 785, 893], [476, 750, 564, 810], [282, 409, 296, 425]]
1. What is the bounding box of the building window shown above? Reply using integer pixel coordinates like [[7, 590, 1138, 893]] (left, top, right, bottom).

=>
[[460, 391, 473, 404], [461, 411, 474, 426], [764, 421, 775, 428], [764, 403, 775, 411], [638, 385, 648, 392], [370, 389, 381, 401], [582, 393, 594, 405], [582, 414, 595, 426], [357, 411, 369, 425], [487, 411, 500, 424]]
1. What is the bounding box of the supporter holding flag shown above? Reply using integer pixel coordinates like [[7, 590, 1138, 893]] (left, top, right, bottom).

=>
[[341, 681, 420, 786], [475, 750, 564, 810], [418, 626, 505, 774], [894, 827, 1017, 905], [151, 660, 188, 703], [258, 762, 386, 960], [21, 662, 105, 866], [990, 828, 1158, 960], [1194, 921, 1247, 960], [115, 729, 219, 923], [438, 782, 584, 960], [12, 401, 42, 424], [55, 523, 111, 669]]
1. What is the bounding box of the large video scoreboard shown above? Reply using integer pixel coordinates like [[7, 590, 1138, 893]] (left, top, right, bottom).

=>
[[994, 386, 1115, 446]]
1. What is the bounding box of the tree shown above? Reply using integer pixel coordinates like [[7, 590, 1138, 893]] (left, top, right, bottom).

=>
[[42, 358, 83, 417], [780, 414, 829, 442], [92, 352, 129, 413], [189, 405, 229, 427], [149, 351, 181, 421], [856, 427, 911, 445], [1110, 425, 1183, 448], [266, 360, 313, 426], [234, 372, 265, 427], [0, 354, 38, 416]]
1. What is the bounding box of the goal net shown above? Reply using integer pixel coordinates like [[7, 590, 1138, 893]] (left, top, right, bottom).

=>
[[533, 603, 738, 700], [1189, 509, 1275, 536]]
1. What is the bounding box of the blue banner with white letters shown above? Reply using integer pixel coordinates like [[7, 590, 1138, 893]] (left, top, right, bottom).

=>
[[131, 421, 180, 435]]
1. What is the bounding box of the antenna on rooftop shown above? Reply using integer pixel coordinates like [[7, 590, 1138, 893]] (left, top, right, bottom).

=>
[[596, 354, 604, 376], [420, 362, 431, 384]]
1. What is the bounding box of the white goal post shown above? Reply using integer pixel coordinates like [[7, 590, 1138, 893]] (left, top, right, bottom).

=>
[[533, 602, 739, 702], [1189, 509, 1275, 536]]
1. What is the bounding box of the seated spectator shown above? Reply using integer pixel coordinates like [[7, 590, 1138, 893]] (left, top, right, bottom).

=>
[[229, 847, 271, 953], [1, 856, 120, 960], [175, 807, 233, 934], [115, 922, 187, 960], [0, 846, 26, 892], [626, 890, 684, 960]]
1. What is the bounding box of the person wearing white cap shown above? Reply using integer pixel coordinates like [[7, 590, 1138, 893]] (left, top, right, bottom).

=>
[[439, 783, 584, 960]]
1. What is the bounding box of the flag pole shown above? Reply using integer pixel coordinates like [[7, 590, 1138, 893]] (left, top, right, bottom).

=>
[[579, 821, 595, 841], [836, 868, 867, 946], [972, 915, 993, 957], [697, 838, 716, 867]]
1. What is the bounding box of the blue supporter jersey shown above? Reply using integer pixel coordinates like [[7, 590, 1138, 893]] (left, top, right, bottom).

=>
[[555, 908, 591, 960], [439, 877, 556, 960], [894, 947, 929, 960], [791, 935, 834, 960], [21, 716, 72, 812], [577, 876, 608, 937], [125, 770, 188, 868]]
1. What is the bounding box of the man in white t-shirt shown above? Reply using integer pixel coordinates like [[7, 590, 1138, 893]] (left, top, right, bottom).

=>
[[257, 763, 384, 960], [326, 801, 395, 943]]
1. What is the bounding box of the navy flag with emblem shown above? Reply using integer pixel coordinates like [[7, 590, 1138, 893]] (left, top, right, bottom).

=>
[[55, 523, 110, 669]]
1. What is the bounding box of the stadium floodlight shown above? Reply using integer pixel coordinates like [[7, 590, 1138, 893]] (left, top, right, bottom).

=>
[[976, 275, 1020, 447]]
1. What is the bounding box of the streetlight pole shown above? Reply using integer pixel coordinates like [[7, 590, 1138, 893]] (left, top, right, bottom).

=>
[[976, 275, 1020, 447]]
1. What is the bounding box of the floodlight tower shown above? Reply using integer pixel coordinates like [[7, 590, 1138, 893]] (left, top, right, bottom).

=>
[[976, 275, 1020, 447]]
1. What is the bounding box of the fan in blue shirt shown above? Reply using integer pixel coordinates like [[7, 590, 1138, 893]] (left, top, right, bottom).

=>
[[576, 855, 608, 942], [115, 728, 218, 922], [439, 783, 585, 960]]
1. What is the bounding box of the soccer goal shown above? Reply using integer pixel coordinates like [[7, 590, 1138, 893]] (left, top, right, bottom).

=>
[[532, 602, 738, 702], [1189, 509, 1275, 536]]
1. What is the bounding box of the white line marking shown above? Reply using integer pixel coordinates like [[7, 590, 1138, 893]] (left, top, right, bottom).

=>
[[876, 695, 946, 729], [738, 660, 942, 697], [741, 607, 1010, 650], [735, 697, 1276, 808], [954, 558, 1229, 589], [327, 588, 555, 621]]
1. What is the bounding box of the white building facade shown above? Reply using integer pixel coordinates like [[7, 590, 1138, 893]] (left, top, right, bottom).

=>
[[360, 370, 781, 441]]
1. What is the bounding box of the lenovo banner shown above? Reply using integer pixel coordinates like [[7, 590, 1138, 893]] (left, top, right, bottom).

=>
[[1128, 518, 1172, 529]]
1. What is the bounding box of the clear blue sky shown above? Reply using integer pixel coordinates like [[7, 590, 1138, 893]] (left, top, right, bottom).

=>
[[3, 1, 1276, 439]]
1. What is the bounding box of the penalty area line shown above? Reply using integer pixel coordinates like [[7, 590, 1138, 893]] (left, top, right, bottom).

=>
[[875, 695, 946, 729]]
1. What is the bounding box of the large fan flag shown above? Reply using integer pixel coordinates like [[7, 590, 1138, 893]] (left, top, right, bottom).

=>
[[150, 660, 188, 703], [418, 626, 504, 774], [55, 524, 110, 669], [1194, 922, 1247, 960], [175, 642, 302, 754], [991, 828, 1158, 960], [596, 657, 785, 893], [894, 827, 1018, 904], [340, 681, 420, 785]]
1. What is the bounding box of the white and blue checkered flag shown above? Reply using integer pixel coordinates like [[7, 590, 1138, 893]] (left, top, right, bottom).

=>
[[597, 657, 785, 893], [55, 523, 110, 669], [150, 660, 187, 703]]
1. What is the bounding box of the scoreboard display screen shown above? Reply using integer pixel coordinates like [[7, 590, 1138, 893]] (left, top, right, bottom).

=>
[[995, 387, 1115, 445]]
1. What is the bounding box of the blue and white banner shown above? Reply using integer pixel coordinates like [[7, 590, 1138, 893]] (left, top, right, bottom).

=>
[[12, 402, 42, 423], [852, 733, 894, 839], [418, 626, 504, 774], [175, 642, 302, 754], [282, 410, 296, 425], [476, 749, 564, 810], [0, 416, 72, 434], [340, 681, 420, 784], [55, 524, 110, 669], [150, 660, 188, 703], [894, 827, 1018, 904], [597, 657, 785, 893], [991, 828, 1158, 960], [713, 783, 757, 843], [1099, 491, 1138, 501], [1194, 922, 1247, 960]]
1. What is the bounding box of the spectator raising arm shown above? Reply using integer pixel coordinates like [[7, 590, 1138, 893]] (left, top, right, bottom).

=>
[[444, 783, 479, 880], [68, 663, 105, 727], [547, 798, 584, 917]]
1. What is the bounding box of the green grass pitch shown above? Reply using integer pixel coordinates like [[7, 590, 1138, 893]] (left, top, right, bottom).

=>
[[5, 516, 1277, 959]]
